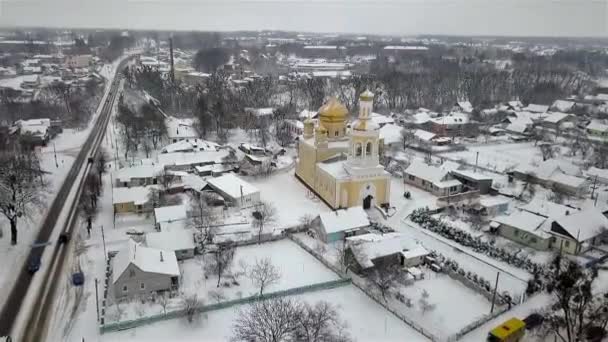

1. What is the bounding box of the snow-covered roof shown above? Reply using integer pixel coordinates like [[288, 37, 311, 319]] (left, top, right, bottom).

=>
[[505, 123, 529, 134], [517, 159, 580, 179], [524, 104, 549, 113], [299, 109, 318, 120], [587, 120, 608, 132], [404, 160, 449, 184], [370, 112, 394, 126], [311, 70, 352, 78], [304, 45, 344, 49], [401, 245, 430, 260], [549, 172, 587, 189], [205, 173, 259, 199], [379, 124, 402, 145], [319, 206, 370, 235], [451, 169, 493, 181], [478, 195, 511, 208], [508, 100, 523, 109], [493, 211, 549, 238], [158, 150, 228, 167], [112, 186, 155, 205], [161, 139, 219, 153], [412, 112, 431, 124], [414, 129, 436, 142], [430, 113, 469, 126], [456, 101, 474, 113], [112, 239, 180, 284], [552, 209, 608, 242], [543, 112, 571, 124], [115, 165, 163, 182], [165, 117, 198, 140], [146, 230, 195, 252], [586, 167, 608, 181], [383, 45, 428, 51], [552, 100, 575, 112], [347, 233, 403, 268], [154, 205, 188, 224], [246, 107, 275, 117], [518, 199, 575, 219], [20, 124, 48, 136], [181, 174, 208, 192]]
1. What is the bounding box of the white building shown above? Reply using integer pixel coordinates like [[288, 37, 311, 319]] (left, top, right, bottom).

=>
[[315, 206, 370, 243], [165, 117, 198, 143], [146, 230, 196, 260], [203, 173, 260, 208], [153, 204, 188, 229]]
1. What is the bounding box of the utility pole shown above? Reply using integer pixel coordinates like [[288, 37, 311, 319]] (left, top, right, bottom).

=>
[[95, 278, 100, 321], [101, 225, 107, 262], [475, 151, 479, 173], [591, 175, 599, 203], [53, 142, 58, 168], [490, 271, 500, 313]]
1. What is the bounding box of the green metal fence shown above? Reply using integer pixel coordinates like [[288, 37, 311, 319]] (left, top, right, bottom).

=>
[[100, 278, 351, 334]]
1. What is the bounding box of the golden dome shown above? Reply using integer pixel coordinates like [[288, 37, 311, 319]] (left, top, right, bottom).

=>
[[318, 97, 348, 122]]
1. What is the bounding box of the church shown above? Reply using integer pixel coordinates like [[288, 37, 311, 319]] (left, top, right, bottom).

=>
[[295, 90, 391, 210]]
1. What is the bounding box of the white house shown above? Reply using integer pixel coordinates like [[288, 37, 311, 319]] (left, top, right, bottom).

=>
[[551, 100, 576, 113], [115, 165, 164, 187], [157, 150, 229, 171], [315, 206, 370, 243], [379, 124, 403, 147], [145, 230, 196, 260], [346, 232, 429, 272], [161, 139, 220, 153], [112, 239, 180, 299], [403, 160, 462, 196], [549, 209, 608, 255], [524, 104, 549, 113], [493, 211, 552, 250], [165, 117, 198, 143], [586, 167, 608, 185], [370, 113, 395, 128], [203, 173, 260, 208], [153, 204, 188, 229]]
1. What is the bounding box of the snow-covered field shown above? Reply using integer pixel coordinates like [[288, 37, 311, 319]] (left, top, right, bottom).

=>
[[101, 285, 431, 342]]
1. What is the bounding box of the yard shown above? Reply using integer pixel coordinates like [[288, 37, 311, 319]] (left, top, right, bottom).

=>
[[100, 285, 431, 342]]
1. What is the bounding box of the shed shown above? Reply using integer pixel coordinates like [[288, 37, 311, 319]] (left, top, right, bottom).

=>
[[315, 206, 370, 243], [153, 205, 188, 229], [204, 173, 260, 208], [146, 230, 196, 260]]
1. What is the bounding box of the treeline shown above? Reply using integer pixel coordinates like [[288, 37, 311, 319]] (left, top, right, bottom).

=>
[[116, 97, 167, 159]]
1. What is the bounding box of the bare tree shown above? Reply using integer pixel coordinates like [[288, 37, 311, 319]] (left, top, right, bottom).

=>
[[181, 293, 201, 323], [210, 241, 236, 287], [158, 292, 169, 315], [232, 297, 300, 342], [0, 150, 47, 244], [294, 301, 351, 342], [401, 127, 415, 150], [190, 192, 218, 252], [336, 241, 358, 275], [541, 256, 608, 342], [418, 289, 436, 315], [248, 257, 281, 296], [208, 289, 227, 303], [369, 260, 403, 301], [252, 201, 277, 242], [299, 214, 315, 230], [232, 298, 351, 342]]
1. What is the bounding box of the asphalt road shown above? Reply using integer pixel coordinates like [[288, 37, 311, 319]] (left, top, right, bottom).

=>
[[0, 58, 130, 340]]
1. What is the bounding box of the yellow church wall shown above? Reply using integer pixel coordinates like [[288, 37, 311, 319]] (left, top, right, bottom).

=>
[[341, 177, 390, 208], [295, 142, 317, 188], [313, 168, 338, 208]]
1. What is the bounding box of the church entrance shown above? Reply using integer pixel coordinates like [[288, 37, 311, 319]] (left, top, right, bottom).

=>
[[363, 195, 373, 209]]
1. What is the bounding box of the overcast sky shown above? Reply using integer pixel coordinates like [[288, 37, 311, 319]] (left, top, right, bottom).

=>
[[0, 0, 606, 37]]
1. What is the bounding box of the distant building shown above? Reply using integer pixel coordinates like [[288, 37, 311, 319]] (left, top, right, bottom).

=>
[[586, 120, 608, 140], [165, 117, 198, 143], [65, 54, 93, 69], [112, 239, 180, 299], [541, 112, 575, 130]]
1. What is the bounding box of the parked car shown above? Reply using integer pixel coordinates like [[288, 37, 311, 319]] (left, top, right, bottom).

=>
[[58, 232, 70, 244], [523, 313, 544, 330]]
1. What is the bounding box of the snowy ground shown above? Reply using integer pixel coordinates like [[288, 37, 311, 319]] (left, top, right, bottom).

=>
[[100, 285, 431, 342], [104, 239, 342, 323]]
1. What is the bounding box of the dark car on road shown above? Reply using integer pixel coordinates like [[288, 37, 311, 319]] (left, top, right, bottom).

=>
[[27, 255, 41, 274]]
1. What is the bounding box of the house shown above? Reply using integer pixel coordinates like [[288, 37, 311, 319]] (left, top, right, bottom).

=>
[[161, 139, 220, 153], [551, 100, 576, 113], [238, 143, 267, 156], [157, 150, 228, 171], [517, 199, 576, 219], [586, 120, 608, 140], [523, 104, 549, 113], [345, 233, 429, 273], [113, 186, 155, 214], [453, 101, 474, 114], [245, 107, 275, 124], [145, 230, 196, 260], [541, 112, 574, 130], [474, 195, 511, 216], [429, 113, 475, 137], [493, 211, 552, 250], [403, 160, 462, 196], [379, 124, 403, 148], [370, 113, 395, 128], [112, 239, 180, 299], [284, 119, 304, 136], [413, 129, 436, 144], [549, 209, 608, 255], [315, 206, 370, 243], [298, 109, 318, 121], [115, 165, 163, 187], [586, 167, 608, 185], [450, 169, 493, 194], [65, 54, 93, 68], [165, 117, 198, 143], [512, 160, 586, 196], [203, 173, 260, 208], [153, 205, 188, 229]]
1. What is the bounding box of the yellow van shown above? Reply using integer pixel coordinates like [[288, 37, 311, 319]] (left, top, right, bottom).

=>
[[487, 318, 526, 342]]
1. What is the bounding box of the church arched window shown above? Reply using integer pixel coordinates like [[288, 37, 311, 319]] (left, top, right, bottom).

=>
[[355, 143, 362, 157], [366, 142, 372, 155]]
